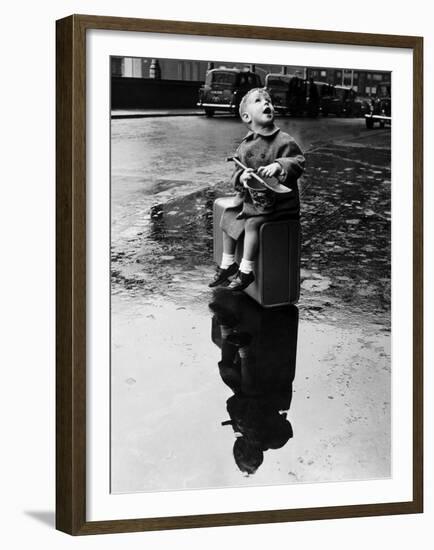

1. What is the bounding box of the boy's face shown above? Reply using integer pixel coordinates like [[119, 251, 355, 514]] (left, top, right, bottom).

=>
[[242, 90, 274, 128]]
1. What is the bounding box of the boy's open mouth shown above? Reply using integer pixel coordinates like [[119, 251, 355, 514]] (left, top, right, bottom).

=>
[[263, 107, 272, 114]]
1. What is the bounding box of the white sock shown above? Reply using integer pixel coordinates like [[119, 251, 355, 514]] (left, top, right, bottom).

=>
[[220, 326, 232, 338], [240, 258, 255, 274], [239, 346, 249, 358], [220, 253, 235, 269]]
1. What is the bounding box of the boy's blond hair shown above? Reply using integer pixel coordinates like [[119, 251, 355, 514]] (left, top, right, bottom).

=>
[[238, 88, 271, 118]]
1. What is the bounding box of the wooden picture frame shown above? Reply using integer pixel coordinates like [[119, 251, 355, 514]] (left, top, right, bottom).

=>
[[56, 14, 423, 535]]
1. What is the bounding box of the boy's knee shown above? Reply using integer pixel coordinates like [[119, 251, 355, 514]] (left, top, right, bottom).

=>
[[245, 218, 262, 232]]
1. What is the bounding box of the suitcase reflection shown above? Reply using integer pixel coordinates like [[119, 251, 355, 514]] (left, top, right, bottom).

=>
[[209, 288, 299, 475]]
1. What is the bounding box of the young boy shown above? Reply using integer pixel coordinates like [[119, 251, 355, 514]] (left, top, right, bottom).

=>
[[209, 88, 305, 291]]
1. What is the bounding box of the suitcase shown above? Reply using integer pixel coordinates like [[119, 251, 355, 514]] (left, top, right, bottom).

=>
[[213, 197, 301, 307]]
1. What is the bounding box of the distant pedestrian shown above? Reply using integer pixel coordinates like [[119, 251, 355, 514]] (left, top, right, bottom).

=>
[[209, 88, 305, 291]]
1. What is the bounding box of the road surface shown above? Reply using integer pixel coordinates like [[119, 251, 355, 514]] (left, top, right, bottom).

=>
[[109, 115, 391, 494]]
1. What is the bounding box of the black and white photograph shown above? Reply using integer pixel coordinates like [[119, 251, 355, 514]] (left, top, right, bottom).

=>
[[1, 0, 430, 543], [109, 56, 392, 494]]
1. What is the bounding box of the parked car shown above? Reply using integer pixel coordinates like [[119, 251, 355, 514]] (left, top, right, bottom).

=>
[[364, 83, 391, 128], [265, 73, 306, 115], [197, 68, 262, 117], [318, 84, 346, 116], [316, 84, 367, 117], [305, 79, 324, 117], [347, 93, 370, 117]]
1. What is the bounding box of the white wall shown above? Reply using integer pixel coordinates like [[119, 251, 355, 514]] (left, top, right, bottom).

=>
[[0, 0, 432, 548]]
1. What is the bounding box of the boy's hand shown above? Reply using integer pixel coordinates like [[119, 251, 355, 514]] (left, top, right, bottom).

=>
[[240, 168, 254, 188], [257, 162, 282, 178]]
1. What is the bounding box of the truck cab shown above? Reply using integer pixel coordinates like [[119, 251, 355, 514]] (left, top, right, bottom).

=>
[[197, 68, 262, 117], [265, 73, 306, 116]]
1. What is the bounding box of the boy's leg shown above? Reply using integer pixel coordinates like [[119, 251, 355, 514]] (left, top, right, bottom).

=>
[[221, 232, 236, 267], [209, 231, 239, 288], [242, 217, 261, 261], [229, 218, 261, 290], [223, 232, 236, 253]]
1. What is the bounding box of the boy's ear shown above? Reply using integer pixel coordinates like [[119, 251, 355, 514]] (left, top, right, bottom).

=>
[[241, 111, 251, 123]]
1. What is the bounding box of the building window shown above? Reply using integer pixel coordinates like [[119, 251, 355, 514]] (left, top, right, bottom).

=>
[[185, 62, 191, 81], [141, 58, 149, 77], [353, 72, 359, 80], [373, 73, 383, 81], [193, 62, 200, 81], [177, 62, 184, 80], [320, 70, 327, 77], [111, 57, 124, 77], [132, 58, 142, 78]]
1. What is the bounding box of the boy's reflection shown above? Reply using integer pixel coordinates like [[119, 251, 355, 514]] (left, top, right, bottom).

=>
[[209, 288, 298, 475]]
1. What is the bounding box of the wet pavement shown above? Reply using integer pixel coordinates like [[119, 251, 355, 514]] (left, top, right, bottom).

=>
[[110, 115, 391, 493]]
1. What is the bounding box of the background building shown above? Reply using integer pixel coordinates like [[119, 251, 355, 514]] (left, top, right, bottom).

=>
[[306, 67, 390, 95], [111, 56, 390, 110], [112, 56, 390, 95], [111, 57, 307, 110], [111, 56, 305, 82]]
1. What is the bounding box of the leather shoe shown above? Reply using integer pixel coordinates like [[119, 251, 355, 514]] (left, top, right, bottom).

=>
[[226, 331, 252, 347], [228, 270, 255, 291], [208, 301, 238, 327], [208, 263, 238, 287]]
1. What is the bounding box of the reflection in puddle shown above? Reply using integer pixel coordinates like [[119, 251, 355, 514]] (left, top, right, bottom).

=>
[[111, 290, 390, 493], [209, 288, 298, 476]]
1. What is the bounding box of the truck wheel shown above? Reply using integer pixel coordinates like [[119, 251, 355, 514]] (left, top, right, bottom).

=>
[[205, 108, 214, 117], [365, 117, 374, 129]]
